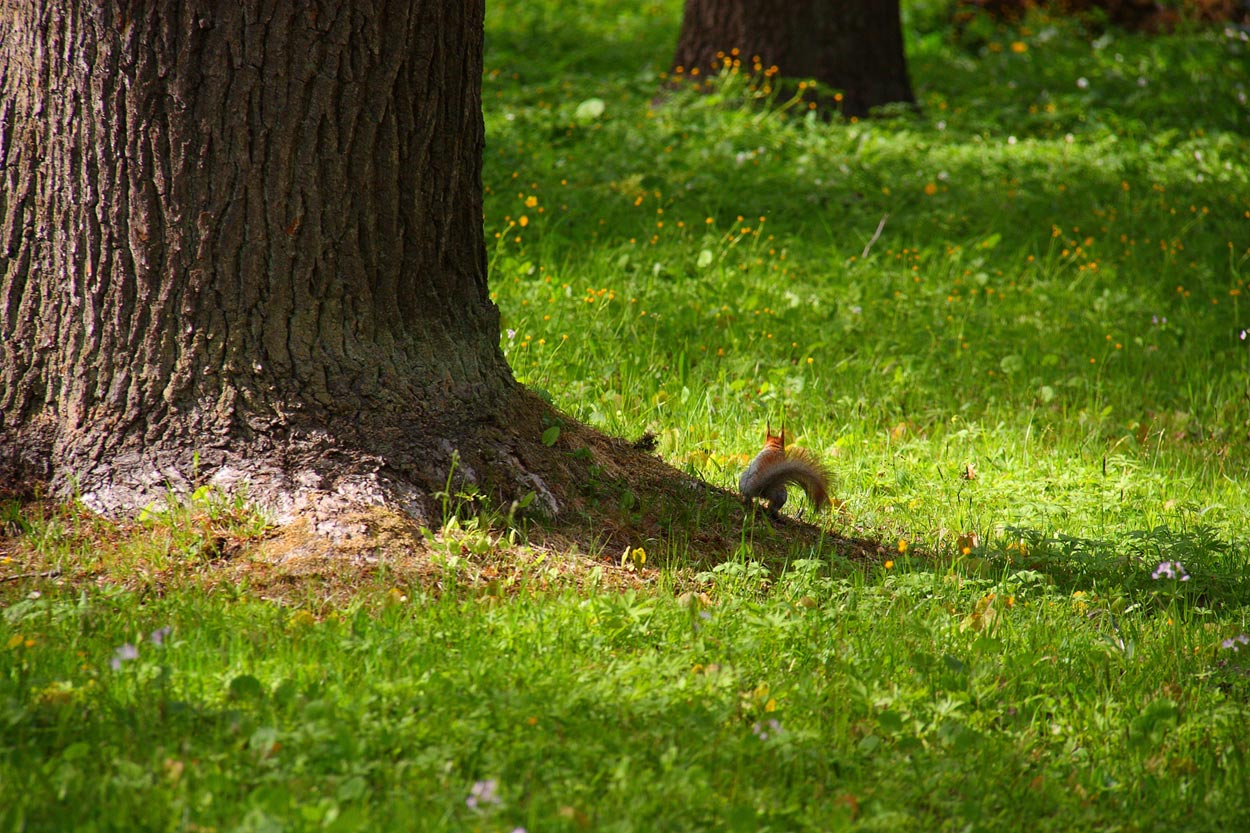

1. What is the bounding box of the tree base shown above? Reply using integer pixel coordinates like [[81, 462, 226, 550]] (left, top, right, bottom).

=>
[[3, 387, 886, 569]]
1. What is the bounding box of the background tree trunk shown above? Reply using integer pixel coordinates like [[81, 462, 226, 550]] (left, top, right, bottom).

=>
[[0, 1, 551, 520], [670, 0, 915, 118]]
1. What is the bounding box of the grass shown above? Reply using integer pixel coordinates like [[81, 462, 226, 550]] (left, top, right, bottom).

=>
[[485, 2, 1250, 549], [4, 1, 1250, 830], [4, 561, 1250, 831]]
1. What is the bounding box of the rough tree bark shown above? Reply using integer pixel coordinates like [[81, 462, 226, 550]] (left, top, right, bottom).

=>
[[0, 1, 567, 523], [670, 0, 915, 118]]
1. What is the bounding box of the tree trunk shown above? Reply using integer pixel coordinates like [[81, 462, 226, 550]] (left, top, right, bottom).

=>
[[0, 1, 555, 521], [670, 0, 915, 118]]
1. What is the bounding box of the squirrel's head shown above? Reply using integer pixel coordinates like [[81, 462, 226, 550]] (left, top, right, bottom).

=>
[[764, 422, 786, 451]]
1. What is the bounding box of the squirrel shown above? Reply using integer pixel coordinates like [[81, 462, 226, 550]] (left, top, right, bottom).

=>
[[739, 424, 830, 518]]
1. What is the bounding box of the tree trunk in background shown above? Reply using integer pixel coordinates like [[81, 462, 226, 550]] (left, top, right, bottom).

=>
[[670, 0, 915, 118], [0, 1, 557, 521]]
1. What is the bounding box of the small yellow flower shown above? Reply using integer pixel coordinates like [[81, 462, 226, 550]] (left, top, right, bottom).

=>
[[1010, 41, 1028, 53], [518, 215, 529, 227], [524, 195, 538, 208], [884, 560, 895, 569], [621, 546, 647, 569], [897, 539, 909, 554]]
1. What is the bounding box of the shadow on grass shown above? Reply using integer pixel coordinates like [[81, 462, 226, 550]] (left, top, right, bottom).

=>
[[486, 2, 676, 81], [958, 523, 1250, 611], [485, 5, 1248, 294]]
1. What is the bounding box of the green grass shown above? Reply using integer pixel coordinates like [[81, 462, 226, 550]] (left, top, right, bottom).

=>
[[4, 2, 1250, 831], [5, 569, 1250, 832], [484, 0, 1250, 549]]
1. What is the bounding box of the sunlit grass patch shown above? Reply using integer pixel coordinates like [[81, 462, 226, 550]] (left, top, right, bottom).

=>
[[483, 0, 1250, 551]]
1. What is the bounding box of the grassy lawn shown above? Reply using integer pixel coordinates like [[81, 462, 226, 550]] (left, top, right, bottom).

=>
[[4, 2, 1250, 831]]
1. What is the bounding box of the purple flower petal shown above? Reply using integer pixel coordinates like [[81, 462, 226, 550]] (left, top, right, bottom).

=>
[[111, 643, 139, 669], [466, 779, 500, 809]]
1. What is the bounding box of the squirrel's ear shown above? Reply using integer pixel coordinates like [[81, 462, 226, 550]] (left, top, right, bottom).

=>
[[765, 420, 772, 440]]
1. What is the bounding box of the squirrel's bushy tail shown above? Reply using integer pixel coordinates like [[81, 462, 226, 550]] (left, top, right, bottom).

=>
[[772, 447, 830, 510]]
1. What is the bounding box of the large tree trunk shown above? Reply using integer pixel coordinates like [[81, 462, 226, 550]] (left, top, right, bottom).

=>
[[0, 1, 556, 521], [670, 0, 915, 118]]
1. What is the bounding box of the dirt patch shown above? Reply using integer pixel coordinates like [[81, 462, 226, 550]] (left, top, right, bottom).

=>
[[1, 393, 894, 607]]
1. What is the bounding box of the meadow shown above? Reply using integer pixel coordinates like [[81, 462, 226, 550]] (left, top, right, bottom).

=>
[[3, 1, 1250, 830]]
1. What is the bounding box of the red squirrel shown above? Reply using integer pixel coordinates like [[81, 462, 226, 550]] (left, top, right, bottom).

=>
[[739, 424, 830, 518]]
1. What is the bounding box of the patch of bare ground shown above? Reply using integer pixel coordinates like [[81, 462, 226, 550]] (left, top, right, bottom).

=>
[[2, 493, 891, 611], [1, 414, 893, 608]]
